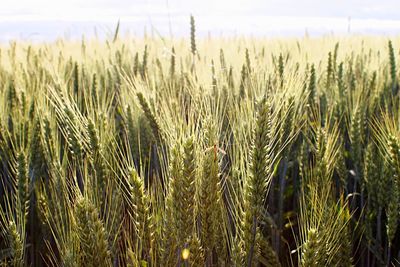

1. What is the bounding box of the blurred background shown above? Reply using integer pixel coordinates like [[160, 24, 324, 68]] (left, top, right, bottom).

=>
[[1, 0, 400, 42]]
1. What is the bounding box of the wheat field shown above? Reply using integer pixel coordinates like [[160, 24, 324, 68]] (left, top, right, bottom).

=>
[[0, 18, 399, 266]]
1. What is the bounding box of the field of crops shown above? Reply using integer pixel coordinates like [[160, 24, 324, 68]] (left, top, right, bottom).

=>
[[1, 19, 400, 266]]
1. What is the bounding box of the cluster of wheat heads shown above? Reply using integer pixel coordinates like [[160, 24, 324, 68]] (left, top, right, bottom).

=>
[[1, 18, 400, 266]]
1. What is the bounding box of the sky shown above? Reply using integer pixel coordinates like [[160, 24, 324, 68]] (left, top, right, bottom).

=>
[[1, 0, 400, 41]]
